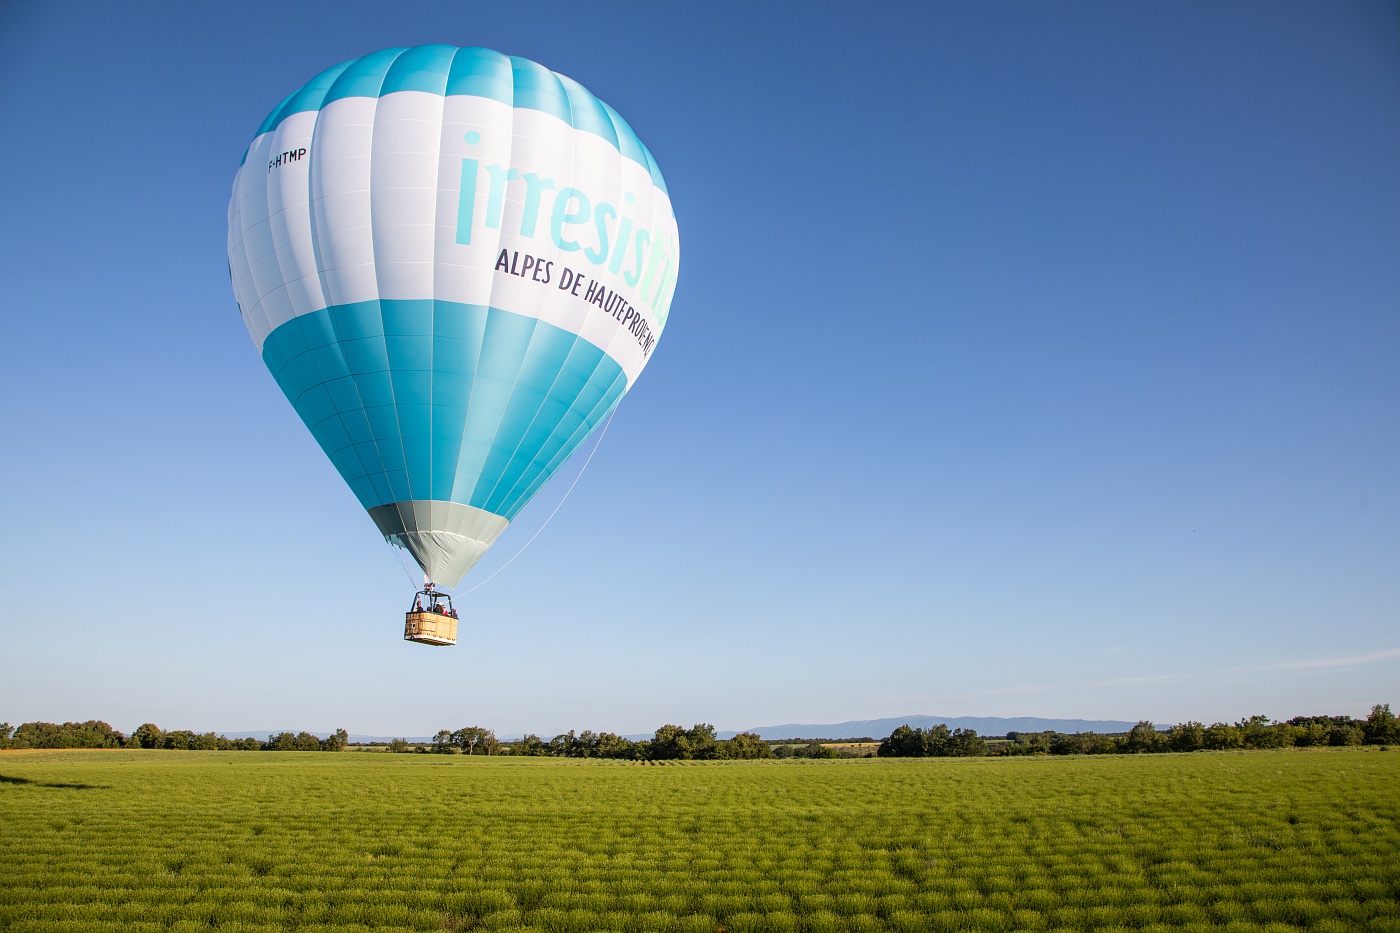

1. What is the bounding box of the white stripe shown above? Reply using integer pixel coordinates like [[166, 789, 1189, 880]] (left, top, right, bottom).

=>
[[228, 91, 680, 386]]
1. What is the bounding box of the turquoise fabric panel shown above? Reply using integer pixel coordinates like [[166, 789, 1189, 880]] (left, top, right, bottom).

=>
[[508, 56, 571, 125], [451, 310, 539, 502], [445, 47, 514, 104], [501, 362, 626, 516], [380, 44, 455, 96], [600, 101, 649, 178], [261, 301, 628, 520], [556, 74, 619, 150], [253, 59, 355, 139], [487, 354, 626, 517], [322, 47, 408, 106], [471, 323, 581, 508]]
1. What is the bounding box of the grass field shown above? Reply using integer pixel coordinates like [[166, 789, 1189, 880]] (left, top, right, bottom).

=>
[[0, 749, 1396, 932]]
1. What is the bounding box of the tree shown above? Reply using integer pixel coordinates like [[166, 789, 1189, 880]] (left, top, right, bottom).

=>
[[877, 724, 982, 757], [290, 732, 320, 751], [1330, 724, 1364, 747], [594, 732, 641, 759], [513, 734, 547, 756], [723, 732, 773, 759], [129, 724, 163, 749], [162, 730, 195, 750], [1203, 723, 1242, 750], [0, 723, 12, 749], [322, 728, 349, 752], [1000, 732, 1053, 756], [919, 725, 952, 756], [546, 730, 577, 756], [1236, 715, 1288, 749], [1286, 715, 1364, 748], [1168, 722, 1205, 753], [878, 724, 927, 757], [9, 721, 125, 749], [268, 732, 297, 751], [1123, 722, 1165, 753], [650, 724, 719, 760], [947, 728, 987, 757], [450, 726, 498, 755], [432, 729, 458, 753], [388, 737, 411, 753], [1364, 704, 1400, 745], [1291, 721, 1330, 747], [1049, 732, 1118, 755]]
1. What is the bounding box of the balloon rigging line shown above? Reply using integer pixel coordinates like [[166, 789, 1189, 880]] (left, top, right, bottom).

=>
[[391, 541, 423, 589], [458, 405, 620, 597]]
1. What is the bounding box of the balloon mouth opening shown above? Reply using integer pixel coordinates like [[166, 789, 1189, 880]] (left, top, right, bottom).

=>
[[368, 501, 509, 588]]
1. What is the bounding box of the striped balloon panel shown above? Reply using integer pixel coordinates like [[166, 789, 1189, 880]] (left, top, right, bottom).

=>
[[259, 299, 625, 520], [225, 47, 677, 582]]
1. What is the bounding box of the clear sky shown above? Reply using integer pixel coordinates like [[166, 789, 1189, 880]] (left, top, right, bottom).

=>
[[1, 1, 1396, 738]]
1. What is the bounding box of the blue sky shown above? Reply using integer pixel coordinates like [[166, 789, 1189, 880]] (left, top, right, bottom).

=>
[[1, 1, 1396, 737]]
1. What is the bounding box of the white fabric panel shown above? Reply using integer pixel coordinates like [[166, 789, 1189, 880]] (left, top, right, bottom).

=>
[[593, 160, 671, 383], [229, 89, 681, 387], [309, 97, 379, 309], [325, 263, 380, 307], [265, 112, 324, 324], [433, 94, 516, 311], [261, 112, 318, 335], [227, 168, 260, 341], [371, 92, 443, 299], [237, 135, 278, 343], [369, 500, 510, 587], [479, 108, 574, 341]]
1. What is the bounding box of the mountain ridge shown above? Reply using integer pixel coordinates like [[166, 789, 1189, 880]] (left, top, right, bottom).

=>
[[720, 715, 1139, 740]]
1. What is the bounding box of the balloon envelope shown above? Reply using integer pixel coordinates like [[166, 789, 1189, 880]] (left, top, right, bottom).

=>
[[227, 46, 679, 585]]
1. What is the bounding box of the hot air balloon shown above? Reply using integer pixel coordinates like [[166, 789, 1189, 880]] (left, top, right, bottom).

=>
[[226, 46, 679, 645]]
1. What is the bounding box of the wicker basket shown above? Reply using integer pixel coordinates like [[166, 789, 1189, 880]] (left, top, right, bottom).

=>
[[404, 611, 458, 646]]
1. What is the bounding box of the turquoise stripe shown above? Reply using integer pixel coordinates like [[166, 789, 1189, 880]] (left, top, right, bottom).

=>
[[446, 46, 514, 101], [508, 57, 570, 124], [556, 74, 620, 150], [323, 47, 408, 106], [600, 101, 647, 169], [244, 59, 356, 163], [491, 360, 626, 518], [381, 44, 455, 96], [254, 59, 355, 138], [262, 301, 628, 520], [252, 45, 667, 194]]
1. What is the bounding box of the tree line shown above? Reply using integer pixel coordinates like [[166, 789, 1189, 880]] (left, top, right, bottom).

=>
[[5, 704, 1395, 757], [0, 721, 349, 752], [398, 723, 776, 760], [876, 705, 1400, 757]]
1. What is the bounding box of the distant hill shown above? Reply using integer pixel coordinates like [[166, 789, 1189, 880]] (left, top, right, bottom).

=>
[[723, 715, 1138, 740]]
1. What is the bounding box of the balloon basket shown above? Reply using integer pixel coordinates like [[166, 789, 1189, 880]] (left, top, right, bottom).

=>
[[405, 611, 457, 646]]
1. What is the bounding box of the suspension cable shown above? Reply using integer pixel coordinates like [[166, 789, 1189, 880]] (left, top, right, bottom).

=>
[[458, 405, 620, 596]]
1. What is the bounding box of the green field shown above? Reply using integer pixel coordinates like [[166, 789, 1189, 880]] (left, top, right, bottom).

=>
[[0, 749, 1396, 932]]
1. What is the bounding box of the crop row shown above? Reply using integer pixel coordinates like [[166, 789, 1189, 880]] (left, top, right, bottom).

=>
[[0, 749, 1395, 931]]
